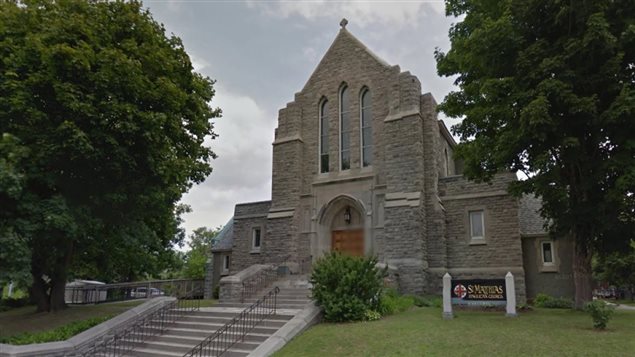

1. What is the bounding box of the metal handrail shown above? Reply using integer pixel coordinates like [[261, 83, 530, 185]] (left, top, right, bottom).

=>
[[65, 278, 204, 305], [183, 286, 280, 357], [81, 287, 201, 356], [240, 266, 279, 303]]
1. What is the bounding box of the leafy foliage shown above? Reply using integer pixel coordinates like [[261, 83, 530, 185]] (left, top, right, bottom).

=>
[[413, 295, 443, 308], [180, 226, 220, 279], [0, 315, 113, 345], [378, 289, 415, 316], [363, 309, 382, 321], [0, 297, 30, 312], [0, 0, 220, 311], [533, 293, 573, 309], [594, 240, 635, 299], [585, 300, 615, 329], [436, 0, 635, 308], [310, 253, 385, 322]]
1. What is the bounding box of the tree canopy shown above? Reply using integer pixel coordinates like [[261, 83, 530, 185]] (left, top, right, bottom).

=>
[[0, 0, 220, 311], [180, 226, 220, 280], [436, 0, 635, 307]]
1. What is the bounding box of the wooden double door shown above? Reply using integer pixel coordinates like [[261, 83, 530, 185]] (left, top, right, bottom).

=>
[[331, 229, 364, 257]]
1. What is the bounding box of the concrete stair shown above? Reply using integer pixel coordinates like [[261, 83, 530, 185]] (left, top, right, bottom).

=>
[[216, 281, 312, 310], [123, 279, 312, 357], [124, 308, 294, 357]]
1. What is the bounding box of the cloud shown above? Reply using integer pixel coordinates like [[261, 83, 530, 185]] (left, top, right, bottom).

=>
[[180, 87, 276, 234], [189, 54, 210, 72], [249, 0, 445, 29]]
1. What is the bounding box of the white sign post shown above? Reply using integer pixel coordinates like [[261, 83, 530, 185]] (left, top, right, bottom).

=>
[[443, 273, 453, 319], [505, 272, 517, 317]]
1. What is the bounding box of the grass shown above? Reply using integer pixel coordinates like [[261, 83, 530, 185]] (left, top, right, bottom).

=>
[[0, 300, 143, 339], [196, 299, 217, 307], [275, 307, 635, 357], [614, 299, 635, 307]]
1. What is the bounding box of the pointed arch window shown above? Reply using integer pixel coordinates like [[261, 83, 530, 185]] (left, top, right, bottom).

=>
[[340, 86, 351, 170], [319, 100, 329, 173], [360, 88, 372, 167]]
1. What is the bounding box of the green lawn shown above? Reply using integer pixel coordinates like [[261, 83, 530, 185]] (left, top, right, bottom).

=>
[[615, 299, 635, 307], [275, 307, 635, 357], [196, 299, 217, 307], [0, 300, 143, 338]]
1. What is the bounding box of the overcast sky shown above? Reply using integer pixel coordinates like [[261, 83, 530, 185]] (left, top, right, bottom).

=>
[[142, 0, 459, 238]]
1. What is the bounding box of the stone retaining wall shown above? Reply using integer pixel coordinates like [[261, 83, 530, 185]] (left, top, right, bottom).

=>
[[0, 297, 174, 357]]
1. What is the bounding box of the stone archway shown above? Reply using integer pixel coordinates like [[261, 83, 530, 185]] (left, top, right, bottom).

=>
[[315, 195, 370, 258]]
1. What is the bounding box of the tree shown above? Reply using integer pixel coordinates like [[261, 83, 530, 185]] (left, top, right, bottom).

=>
[[595, 241, 635, 301], [69, 204, 192, 283], [181, 226, 220, 280], [0, 0, 220, 311], [0, 134, 32, 296], [435, 0, 635, 308]]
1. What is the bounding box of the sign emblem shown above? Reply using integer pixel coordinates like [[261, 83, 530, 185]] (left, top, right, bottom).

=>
[[453, 284, 467, 299]]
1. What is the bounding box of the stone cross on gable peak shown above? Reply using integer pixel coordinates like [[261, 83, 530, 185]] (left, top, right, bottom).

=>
[[340, 18, 348, 29]]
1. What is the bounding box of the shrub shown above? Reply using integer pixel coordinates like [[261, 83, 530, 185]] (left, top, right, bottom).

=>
[[0, 297, 30, 312], [0, 297, 30, 308], [363, 310, 382, 321], [310, 252, 385, 322], [0, 315, 113, 345], [378, 289, 415, 315], [413, 295, 442, 308], [533, 293, 573, 309], [585, 300, 615, 330], [213, 286, 220, 299]]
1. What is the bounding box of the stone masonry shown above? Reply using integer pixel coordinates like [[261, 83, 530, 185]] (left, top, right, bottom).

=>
[[212, 22, 570, 302]]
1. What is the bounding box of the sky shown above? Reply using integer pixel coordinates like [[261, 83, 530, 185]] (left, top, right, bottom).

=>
[[142, 0, 460, 238]]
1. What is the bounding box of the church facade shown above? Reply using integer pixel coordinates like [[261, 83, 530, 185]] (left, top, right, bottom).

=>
[[207, 24, 574, 302]]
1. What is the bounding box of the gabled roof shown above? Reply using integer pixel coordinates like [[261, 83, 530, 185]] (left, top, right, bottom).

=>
[[211, 217, 233, 252], [301, 26, 392, 92], [519, 195, 548, 236]]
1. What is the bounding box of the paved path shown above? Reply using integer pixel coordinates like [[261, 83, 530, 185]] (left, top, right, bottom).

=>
[[605, 302, 635, 311], [615, 303, 635, 311]]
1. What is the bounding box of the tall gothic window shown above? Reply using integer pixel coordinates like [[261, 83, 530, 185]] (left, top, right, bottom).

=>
[[360, 88, 372, 167], [340, 86, 351, 170], [319, 100, 329, 173]]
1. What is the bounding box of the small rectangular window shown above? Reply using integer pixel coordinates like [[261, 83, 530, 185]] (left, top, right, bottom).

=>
[[469, 210, 484, 239], [542, 241, 554, 265], [252, 228, 261, 251], [223, 255, 230, 271]]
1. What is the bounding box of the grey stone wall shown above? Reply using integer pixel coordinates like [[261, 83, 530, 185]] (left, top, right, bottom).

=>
[[264, 216, 299, 264], [522, 236, 575, 300], [436, 173, 527, 302], [235, 201, 272, 216], [231, 202, 270, 272], [420, 94, 448, 271], [382, 109, 427, 294]]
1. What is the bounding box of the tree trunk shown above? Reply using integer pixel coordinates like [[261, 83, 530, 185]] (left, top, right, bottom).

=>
[[572, 238, 593, 310], [31, 274, 51, 313], [30, 240, 71, 312], [31, 258, 51, 312], [49, 275, 67, 311]]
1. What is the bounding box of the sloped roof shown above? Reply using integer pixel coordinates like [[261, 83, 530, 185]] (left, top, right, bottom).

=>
[[211, 217, 233, 252], [301, 27, 392, 92], [519, 195, 548, 236]]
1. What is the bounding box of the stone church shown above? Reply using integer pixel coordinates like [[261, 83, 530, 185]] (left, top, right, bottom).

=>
[[206, 22, 574, 303]]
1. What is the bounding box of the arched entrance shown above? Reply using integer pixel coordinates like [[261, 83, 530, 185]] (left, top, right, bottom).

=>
[[316, 195, 368, 257]]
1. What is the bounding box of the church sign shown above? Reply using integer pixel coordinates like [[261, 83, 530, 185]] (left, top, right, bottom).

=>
[[451, 279, 506, 306]]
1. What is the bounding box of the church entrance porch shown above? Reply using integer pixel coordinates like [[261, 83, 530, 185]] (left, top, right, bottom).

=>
[[314, 194, 370, 259], [332, 229, 364, 256]]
